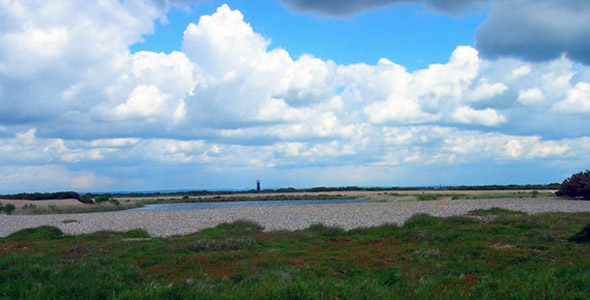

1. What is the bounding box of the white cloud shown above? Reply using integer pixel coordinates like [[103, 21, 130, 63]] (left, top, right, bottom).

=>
[[452, 106, 507, 126], [364, 96, 436, 124], [1, 3, 590, 190], [467, 78, 508, 102], [553, 82, 590, 112], [112, 85, 175, 121], [510, 65, 531, 79], [517, 88, 545, 105], [0, 165, 112, 191]]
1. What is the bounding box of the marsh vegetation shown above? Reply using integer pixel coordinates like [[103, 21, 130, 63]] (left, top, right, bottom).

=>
[[1, 210, 589, 299]]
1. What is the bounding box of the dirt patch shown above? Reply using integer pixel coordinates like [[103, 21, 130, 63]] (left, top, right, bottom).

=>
[[491, 243, 516, 249]]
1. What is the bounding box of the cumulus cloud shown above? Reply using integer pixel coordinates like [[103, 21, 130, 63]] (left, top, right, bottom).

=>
[[517, 88, 545, 105], [1, 3, 590, 190], [467, 79, 507, 102], [553, 82, 590, 113], [452, 107, 506, 126]]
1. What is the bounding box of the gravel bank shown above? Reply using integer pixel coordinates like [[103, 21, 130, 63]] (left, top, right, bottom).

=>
[[2, 197, 590, 238]]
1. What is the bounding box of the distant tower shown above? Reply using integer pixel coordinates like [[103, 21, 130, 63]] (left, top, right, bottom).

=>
[[256, 180, 261, 192]]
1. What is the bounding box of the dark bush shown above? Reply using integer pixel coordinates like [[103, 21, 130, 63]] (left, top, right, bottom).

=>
[[79, 193, 93, 204], [556, 170, 590, 199], [0, 191, 80, 200], [568, 224, 590, 243]]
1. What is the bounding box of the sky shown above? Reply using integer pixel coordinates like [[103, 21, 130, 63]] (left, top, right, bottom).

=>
[[1, 0, 589, 193]]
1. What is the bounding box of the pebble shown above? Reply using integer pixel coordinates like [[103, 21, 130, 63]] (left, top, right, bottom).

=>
[[2, 197, 590, 237]]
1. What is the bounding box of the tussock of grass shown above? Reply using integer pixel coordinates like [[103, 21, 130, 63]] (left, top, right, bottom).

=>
[[568, 224, 590, 243], [121, 229, 151, 239], [198, 220, 264, 239], [468, 207, 527, 216], [189, 237, 258, 252], [415, 194, 439, 201], [404, 214, 441, 229], [6, 226, 66, 241]]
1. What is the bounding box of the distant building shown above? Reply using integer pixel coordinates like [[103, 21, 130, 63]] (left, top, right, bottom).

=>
[[256, 180, 261, 192]]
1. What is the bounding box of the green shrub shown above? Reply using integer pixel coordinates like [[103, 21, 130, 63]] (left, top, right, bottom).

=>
[[0, 202, 3, 213], [121, 229, 150, 239], [3, 203, 15, 215], [95, 195, 110, 203], [556, 170, 590, 199], [109, 199, 120, 205], [189, 237, 257, 252], [404, 214, 440, 229], [568, 224, 590, 243], [7, 226, 66, 241], [416, 194, 439, 201]]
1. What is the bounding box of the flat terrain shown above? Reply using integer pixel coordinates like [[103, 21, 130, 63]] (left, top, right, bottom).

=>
[[1, 196, 589, 238], [1, 206, 590, 299]]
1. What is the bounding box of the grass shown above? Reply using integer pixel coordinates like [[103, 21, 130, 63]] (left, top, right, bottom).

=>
[[369, 190, 556, 202], [14, 201, 144, 215], [2, 210, 590, 299]]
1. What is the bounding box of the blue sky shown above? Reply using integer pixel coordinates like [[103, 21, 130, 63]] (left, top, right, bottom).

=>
[[131, 1, 485, 70], [1, 0, 590, 192]]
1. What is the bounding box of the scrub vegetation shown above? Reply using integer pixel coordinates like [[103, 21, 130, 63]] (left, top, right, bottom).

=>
[[368, 190, 554, 202], [2, 210, 590, 299], [1, 188, 559, 215], [556, 170, 590, 199]]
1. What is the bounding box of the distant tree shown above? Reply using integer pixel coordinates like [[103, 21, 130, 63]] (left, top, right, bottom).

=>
[[556, 170, 590, 199], [79, 193, 93, 204]]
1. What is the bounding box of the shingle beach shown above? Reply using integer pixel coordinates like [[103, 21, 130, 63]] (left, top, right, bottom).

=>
[[2, 197, 590, 238]]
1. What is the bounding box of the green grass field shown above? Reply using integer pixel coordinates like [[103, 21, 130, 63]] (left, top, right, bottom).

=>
[[1, 209, 589, 299]]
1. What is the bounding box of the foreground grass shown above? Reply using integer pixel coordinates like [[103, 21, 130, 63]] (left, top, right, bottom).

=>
[[1, 210, 590, 299]]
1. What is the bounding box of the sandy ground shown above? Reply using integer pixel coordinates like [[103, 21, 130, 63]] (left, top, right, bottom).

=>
[[0, 190, 554, 211], [115, 189, 554, 203], [0, 198, 86, 208]]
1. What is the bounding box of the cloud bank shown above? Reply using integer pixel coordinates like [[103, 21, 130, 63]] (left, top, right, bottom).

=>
[[279, 0, 590, 65], [1, 2, 589, 191]]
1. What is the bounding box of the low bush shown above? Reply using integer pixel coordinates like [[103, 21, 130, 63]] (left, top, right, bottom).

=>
[[3, 203, 15, 215], [556, 170, 590, 199], [121, 229, 150, 239], [79, 193, 93, 204], [94, 196, 110, 203], [189, 237, 257, 252], [568, 224, 590, 243], [416, 194, 439, 201], [7, 226, 66, 241]]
